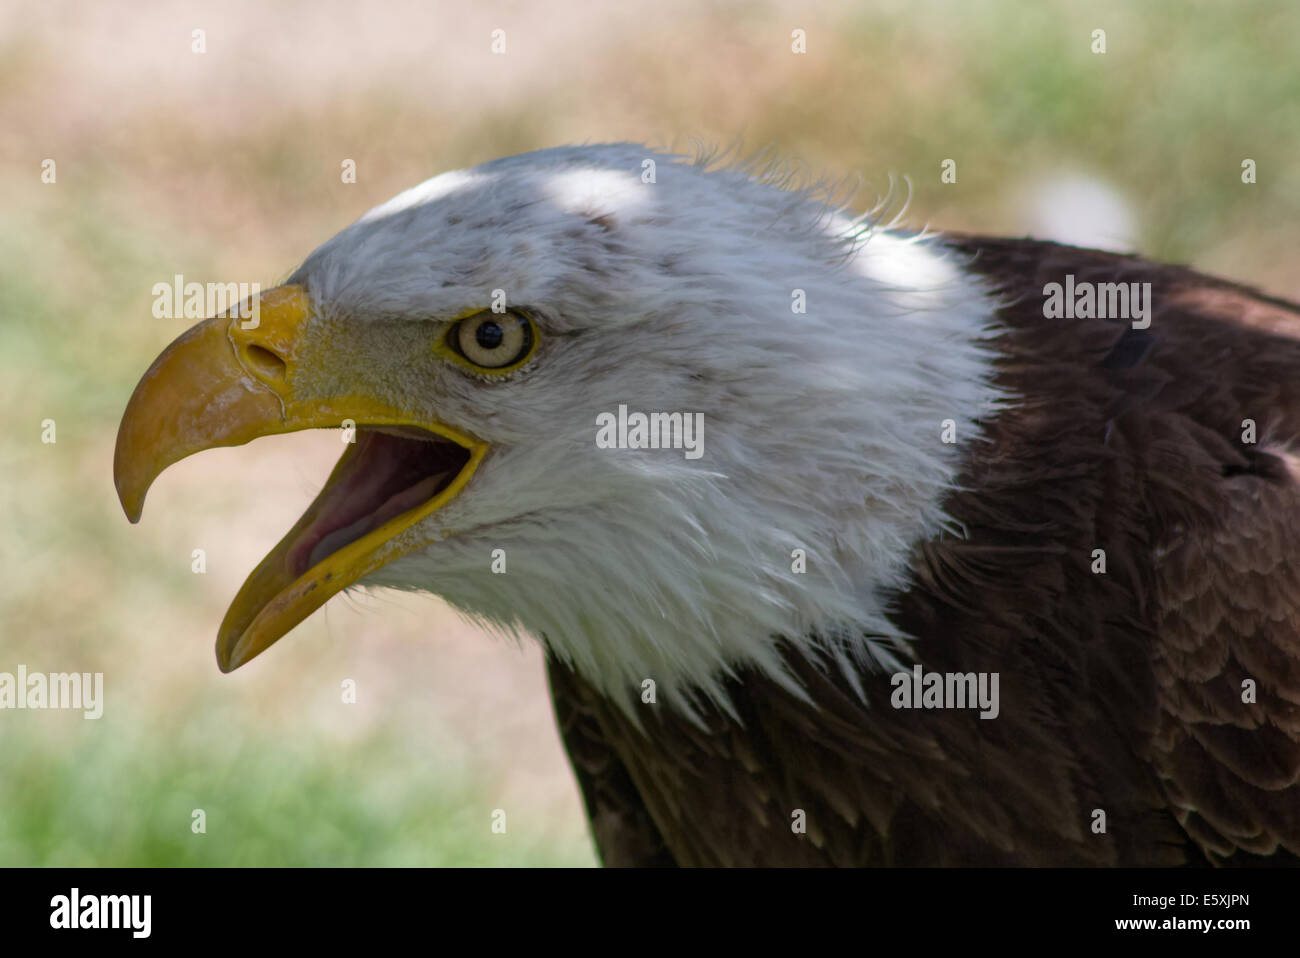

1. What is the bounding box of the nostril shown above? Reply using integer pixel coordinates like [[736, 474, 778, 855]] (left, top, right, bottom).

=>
[[244, 344, 288, 381]]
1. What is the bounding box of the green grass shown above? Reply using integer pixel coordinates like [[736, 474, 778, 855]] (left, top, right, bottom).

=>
[[0, 725, 594, 867]]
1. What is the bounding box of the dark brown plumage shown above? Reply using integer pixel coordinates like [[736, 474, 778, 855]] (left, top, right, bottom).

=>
[[548, 237, 1300, 866]]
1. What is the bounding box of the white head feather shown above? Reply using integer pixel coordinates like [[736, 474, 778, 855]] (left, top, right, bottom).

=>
[[288, 144, 1002, 717]]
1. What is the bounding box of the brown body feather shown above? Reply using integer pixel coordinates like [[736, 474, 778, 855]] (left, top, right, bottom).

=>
[[548, 236, 1300, 866]]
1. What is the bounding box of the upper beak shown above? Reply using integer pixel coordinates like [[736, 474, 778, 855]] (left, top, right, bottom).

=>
[[115, 285, 316, 524], [114, 285, 484, 672]]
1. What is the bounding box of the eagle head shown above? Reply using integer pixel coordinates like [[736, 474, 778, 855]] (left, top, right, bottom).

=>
[[114, 143, 998, 712]]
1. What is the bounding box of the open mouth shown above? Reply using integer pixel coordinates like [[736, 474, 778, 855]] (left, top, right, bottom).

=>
[[287, 427, 474, 579], [209, 421, 485, 672]]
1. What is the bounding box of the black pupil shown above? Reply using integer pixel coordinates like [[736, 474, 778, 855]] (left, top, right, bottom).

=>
[[475, 321, 504, 350]]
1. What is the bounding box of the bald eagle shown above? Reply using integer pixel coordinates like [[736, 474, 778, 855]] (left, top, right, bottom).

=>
[[115, 144, 1300, 866]]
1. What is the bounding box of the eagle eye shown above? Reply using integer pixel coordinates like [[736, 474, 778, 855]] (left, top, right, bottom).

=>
[[445, 310, 536, 371]]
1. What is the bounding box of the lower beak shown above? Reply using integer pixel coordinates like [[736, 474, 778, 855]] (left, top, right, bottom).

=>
[[113, 285, 485, 672]]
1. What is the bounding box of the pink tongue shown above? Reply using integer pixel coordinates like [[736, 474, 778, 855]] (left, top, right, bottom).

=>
[[306, 470, 450, 570]]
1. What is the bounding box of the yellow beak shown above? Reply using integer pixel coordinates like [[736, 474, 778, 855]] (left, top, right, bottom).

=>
[[113, 285, 485, 672]]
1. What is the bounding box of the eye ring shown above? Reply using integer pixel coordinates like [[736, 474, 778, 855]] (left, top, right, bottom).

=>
[[445, 310, 536, 371]]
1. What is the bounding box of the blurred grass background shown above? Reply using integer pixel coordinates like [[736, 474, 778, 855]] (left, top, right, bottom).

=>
[[1, 0, 1297, 866]]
